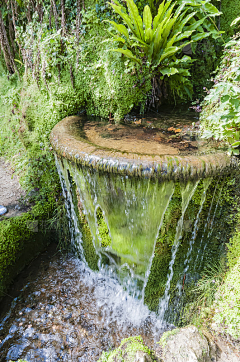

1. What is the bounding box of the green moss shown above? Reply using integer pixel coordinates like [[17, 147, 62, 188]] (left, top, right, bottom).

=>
[[65, 167, 99, 270], [227, 222, 240, 269], [158, 328, 181, 347], [144, 176, 238, 321], [213, 258, 240, 339], [96, 207, 112, 248], [98, 336, 154, 362], [0, 197, 57, 299], [220, 0, 240, 38]]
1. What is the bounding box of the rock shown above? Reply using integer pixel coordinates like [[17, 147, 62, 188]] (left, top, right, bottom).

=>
[[0, 205, 7, 215], [135, 350, 154, 362], [98, 336, 158, 362], [160, 326, 217, 362]]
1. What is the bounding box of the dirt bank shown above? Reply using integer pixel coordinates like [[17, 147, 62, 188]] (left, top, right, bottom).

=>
[[0, 157, 26, 219]]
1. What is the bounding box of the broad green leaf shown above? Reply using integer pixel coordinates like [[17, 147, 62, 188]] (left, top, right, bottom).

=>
[[152, 20, 166, 54], [185, 17, 207, 32], [153, 0, 170, 32], [130, 36, 148, 46], [161, 67, 179, 76], [126, 0, 144, 40], [159, 16, 178, 49], [175, 30, 194, 42], [107, 21, 129, 39], [203, 2, 221, 16], [111, 48, 141, 64], [159, 46, 179, 63], [231, 17, 240, 27], [166, 32, 181, 48], [111, 37, 126, 43], [174, 11, 197, 33], [112, 0, 125, 10], [177, 68, 191, 76], [145, 28, 153, 43], [221, 95, 230, 103], [190, 32, 210, 42], [232, 149, 240, 155], [168, 55, 193, 67], [109, 3, 135, 34], [146, 42, 154, 62], [143, 5, 152, 30]]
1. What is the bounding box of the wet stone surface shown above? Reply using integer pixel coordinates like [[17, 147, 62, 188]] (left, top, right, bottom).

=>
[[75, 111, 226, 157], [0, 252, 165, 362]]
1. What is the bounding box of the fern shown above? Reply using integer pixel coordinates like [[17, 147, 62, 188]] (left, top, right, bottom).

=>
[[108, 0, 221, 78]]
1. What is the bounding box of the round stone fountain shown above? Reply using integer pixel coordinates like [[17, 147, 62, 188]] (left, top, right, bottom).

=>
[[50, 115, 236, 180], [50, 114, 238, 325]]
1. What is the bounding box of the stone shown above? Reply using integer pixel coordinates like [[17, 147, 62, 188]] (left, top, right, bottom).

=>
[[98, 336, 158, 362], [135, 350, 154, 362], [0, 205, 7, 215], [160, 326, 217, 362]]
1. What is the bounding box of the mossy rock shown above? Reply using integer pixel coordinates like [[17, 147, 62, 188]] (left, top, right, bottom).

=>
[[159, 326, 216, 362], [98, 336, 158, 362]]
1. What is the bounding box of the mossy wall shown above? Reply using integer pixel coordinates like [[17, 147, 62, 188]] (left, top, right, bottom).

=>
[[220, 0, 240, 38], [0, 199, 57, 300]]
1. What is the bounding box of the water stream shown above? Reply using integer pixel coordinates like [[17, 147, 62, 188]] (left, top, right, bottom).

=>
[[55, 156, 231, 322], [0, 154, 234, 361], [158, 180, 200, 324]]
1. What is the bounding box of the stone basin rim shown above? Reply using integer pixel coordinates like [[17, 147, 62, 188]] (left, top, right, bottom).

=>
[[50, 116, 239, 180]]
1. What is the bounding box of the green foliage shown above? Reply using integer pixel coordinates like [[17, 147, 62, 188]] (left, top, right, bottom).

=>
[[192, 258, 226, 307], [211, 208, 240, 338], [220, 0, 240, 38], [213, 258, 240, 339], [75, 40, 151, 120], [182, 258, 226, 327], [96, 207, 112, 247], [107, 0, 221, 104], [200, 33, 240, 154], [0, 197, 57, 298], [98, 336, 153, 361], [227, 211, 240, 268], [108, 0, 221, 69], [190, 38, 221, 100]]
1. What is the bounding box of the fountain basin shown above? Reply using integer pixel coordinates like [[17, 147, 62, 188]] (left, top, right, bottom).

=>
[[50, 114, 238, 324], [50, 115, 238, 180]]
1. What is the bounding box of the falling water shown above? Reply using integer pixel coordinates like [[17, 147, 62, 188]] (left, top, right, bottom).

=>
[[0, 153, 235, 361], [198, 178, 225, 270], [176, 178, 212, 295], [55, 156, 175, 300], [54, 155, 231, 327], [157, 180, 200, 324]]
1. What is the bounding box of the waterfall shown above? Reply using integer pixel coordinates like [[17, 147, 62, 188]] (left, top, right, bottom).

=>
[[55, 156, 87, 262], [198, 178, 225, 270], [54, 154, 231, 327], [158, 180, 200, 325], [55, 156, 176, 300], [173, 178, 212, 304]]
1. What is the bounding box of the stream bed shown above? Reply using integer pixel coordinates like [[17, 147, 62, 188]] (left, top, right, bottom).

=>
[[0, 248, 166, 362]]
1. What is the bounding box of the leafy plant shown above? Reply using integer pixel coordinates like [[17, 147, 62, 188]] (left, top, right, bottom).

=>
[[107, 0, 221, 75], [182, 257, 226, 326], [192, 258, 226, 307], [200, 32, 240, 154], [213, 258, 240, 339]]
